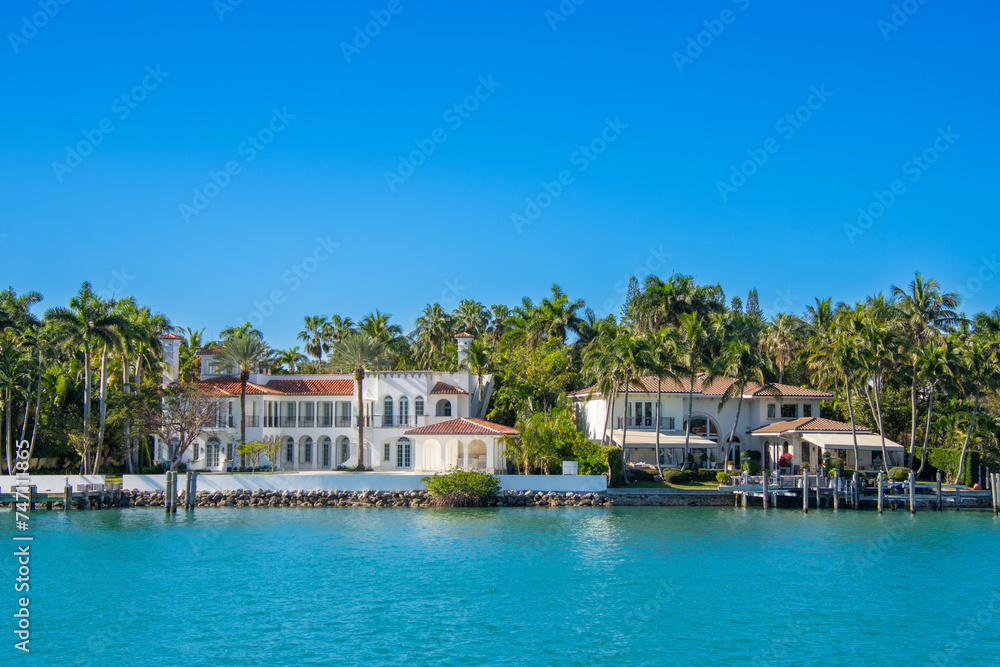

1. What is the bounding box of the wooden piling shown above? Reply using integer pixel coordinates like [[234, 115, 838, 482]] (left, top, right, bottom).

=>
[[815, 474, 821, 509], [993, 473, 998, 517], [165, 472, 172, 514], [908, 471, 916, 514], [877, 472, 884, 514], [762, 473, 769, 510], [64, 485, 71, 510], [852, 472, 860, 510], [802, 469, 808, 514], [936, 471, 943, 511], [833, 470, 839, 511], [29, 485, 36, 512]]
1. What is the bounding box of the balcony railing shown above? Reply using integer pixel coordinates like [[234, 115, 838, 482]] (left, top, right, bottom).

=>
[[381, 416, 395, 427], [299, 417, 315, 428], [279, 416, 297, 428], [616, 416, 676, 430], [244, 416, 260, 427], [336, 417, 352, 428], [320, 416, 333, 427]]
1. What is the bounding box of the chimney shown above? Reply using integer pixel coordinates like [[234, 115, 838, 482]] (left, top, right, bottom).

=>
[[159, 334, 182, 387], [455, 332, 474, 367]]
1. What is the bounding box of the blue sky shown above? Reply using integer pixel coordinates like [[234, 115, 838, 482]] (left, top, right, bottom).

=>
[[2, 0, 997, 350]]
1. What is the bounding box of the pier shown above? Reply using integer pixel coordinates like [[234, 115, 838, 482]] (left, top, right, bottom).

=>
[[2, 483, 122, 510]]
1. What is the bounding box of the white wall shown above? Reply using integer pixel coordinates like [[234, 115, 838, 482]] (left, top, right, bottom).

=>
[[123, 473, 608, 493], [1, 475, 106, 492]]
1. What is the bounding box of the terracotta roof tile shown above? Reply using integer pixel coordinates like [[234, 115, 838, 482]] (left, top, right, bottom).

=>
[[569, 375, 832, 399], [750, 417, 872, 435], [455, 332, 475, 338], [264, 379, 354, 396], [430, 381, 468, 395], [196, 347, 223, 356], [159, 333, 183, 340], [404, 418, 519, 436], [191, 375, 280, 396]]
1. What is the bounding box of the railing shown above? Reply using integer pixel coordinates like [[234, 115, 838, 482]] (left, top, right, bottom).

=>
[[244, 416, 260, 427], [381, 416, 395, 427], [320, 416, 333, 427], [279, 416, 297, 428], [299, 417, 315, 428], [336, 417, 352, 428], [616, 417, 675, 430]]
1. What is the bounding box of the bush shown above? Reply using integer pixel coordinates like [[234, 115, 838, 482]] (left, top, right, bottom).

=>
[[746, 451, 761, 462], [628, 467, 659, 483], [888, 467, 911, 482], [919, 449, 981, 485], [661, 468, 692, 484], [741, 460, 761, 475], [421, 470, 500, 507], [825, 456, 844, 474], [716, 471, 733, 484], [778, 453, 793, 468]]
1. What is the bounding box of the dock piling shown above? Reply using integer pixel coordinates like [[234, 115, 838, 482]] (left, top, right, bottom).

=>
[[815, 474, 821, 509], [936, 471, 943, 511], [993, 473, 998, 517], [802, 469, 808, 514], [29, 485, 36, 512], [833, 470, 840, 511], [762, 473, 769, 510], [908, 471, 916, 514], [877, 472, 884, 514], [165, 472, 172, 514], [64, 485, 71, 510], [852, 472, 860, 510]]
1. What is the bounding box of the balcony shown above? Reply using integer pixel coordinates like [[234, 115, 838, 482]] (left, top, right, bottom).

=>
[[336, 417, 352, 428], [244, 416, 260, 427], [279, 416, 297, 428], [616, 416, 676, 430], [299, 417, 315, 428]]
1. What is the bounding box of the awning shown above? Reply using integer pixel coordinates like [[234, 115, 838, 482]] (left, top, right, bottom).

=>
[[799, 432, 904, 452], [618, 430, 718, 450]]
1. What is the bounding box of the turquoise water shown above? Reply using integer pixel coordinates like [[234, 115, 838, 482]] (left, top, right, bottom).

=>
[[3, 506, 1000, 666]]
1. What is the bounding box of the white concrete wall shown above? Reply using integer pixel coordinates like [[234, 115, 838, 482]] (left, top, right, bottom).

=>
[[123, 473, 608, 493], [1, 475, 106, 492]]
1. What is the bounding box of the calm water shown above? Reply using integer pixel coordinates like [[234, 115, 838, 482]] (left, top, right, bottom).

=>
[[3, 506, 999, 666]]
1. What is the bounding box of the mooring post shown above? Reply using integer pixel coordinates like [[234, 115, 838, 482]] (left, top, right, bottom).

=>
[[63, 485, 71, 510], [833, 469, 840, 511], [164, 472, 172, 514], [852, 472, 860, 510], [877, 472, 884, 514], [908, 471, 916, 515], [172, 471, 179, 513], [815, 474, 821, 509], [993, 473, 998, 517], [936, 471, 943, 511], [762, 473, 769, 510], [28, 485, 36, 512], [802, 469, 808, 514], [189, 472, 197, 510]]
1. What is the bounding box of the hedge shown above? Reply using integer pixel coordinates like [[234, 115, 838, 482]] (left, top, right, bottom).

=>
[[917, 448, 980, 486]]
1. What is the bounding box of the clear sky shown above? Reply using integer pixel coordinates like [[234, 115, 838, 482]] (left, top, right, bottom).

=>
[[2, 0, 997, 350]]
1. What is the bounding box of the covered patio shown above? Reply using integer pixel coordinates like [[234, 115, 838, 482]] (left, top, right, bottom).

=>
[[752, 417, 905, 473], [617, 429, 720, 468]]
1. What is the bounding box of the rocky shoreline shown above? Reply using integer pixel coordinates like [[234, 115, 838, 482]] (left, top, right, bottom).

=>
[[118, 488, 611, 508]]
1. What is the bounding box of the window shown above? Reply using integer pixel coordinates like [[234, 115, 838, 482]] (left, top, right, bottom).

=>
[[803, 404, 813, 417], [382, 396, 394, 427], [300, 437, 313, 464], [320, 402, 333, 427], [630, 401, 653, 427], [193, 443, 200, 459], [384, 443, 391, 461], [336, 402, 351, 427], [226, 442, 233, 462], [436, 399, 452, 417], [414, 396, 424, 416], [397, 437, 412, 468], [338, 436, 350, 464], [781, 404, 798, 419], [767, 403, 776, 418], [285, 437, 294, 463], [207, 438, 220, 467], [399, 397, 409, 426], [320, 437, 331, 468]]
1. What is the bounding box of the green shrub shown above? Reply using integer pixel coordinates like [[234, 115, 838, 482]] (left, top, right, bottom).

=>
[[741, 460, 761, 475], [887, 467, 911, 482], [919, 449, 980, 485], [746, 451, 762, 462], [716, 471, 733, 484], [628, 467, 659, 483], [421, 470, 501, 507], [661, 468, 691, 484]]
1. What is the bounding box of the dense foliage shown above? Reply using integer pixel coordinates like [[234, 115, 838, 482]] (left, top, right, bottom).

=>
[[421, 470, 501, 507]]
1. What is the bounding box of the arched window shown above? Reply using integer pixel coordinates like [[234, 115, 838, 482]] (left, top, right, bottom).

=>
[[207, 437, 221, 467], [436, 399, 452, 417], [683, 416, 719, 441], [468, 439, 487, 470], [320, 436, 332, 468], [300, 436, 313, 464], [396, 437, 412, 468], [338, 436, 350, 465], [383, 396, 394, 427], [414, 396, 424, 417], [284, 436, 294, 463], [398, 396, 409, 426]]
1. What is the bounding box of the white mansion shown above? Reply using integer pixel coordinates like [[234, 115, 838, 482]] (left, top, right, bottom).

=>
[[155, 332, 516, 473], [571, 374, 905, 472]]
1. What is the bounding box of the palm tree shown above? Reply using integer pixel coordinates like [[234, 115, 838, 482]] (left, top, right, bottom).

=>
[[529, 284, 585, 344], [634, 274, 724, 331], [220, 322, 264, 341], [278, 347, 307, 373], [857, 296, 897, 472], [762, 313, 802, 384], [675, 313, 711, 467], [412, 303, 453, 368], [462, 338, 491, 418], [46, 282, 128, 473], [612, 329, 649, 484], [214, 335, 273, 450], [329, 315, 355, 344], [179, 327, 208, 383], [328, 332, 386, 470], [298, 316, 331, 362], [913, 341, 955, 476], [645, 326, 680, 476], [714, 316, 773, 469], [487, 304, 511, 345], [582, 319, 621, 447], [360, 310, 403, 345], [453, 300, 489, 336], [954, 335, 997, 483], [892, 273, 962, 467]]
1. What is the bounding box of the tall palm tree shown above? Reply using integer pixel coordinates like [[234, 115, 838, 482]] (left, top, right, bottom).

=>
[[462, 338, 491, 418], [612, 329, 649, 484], [453, 300, 489, 336], [762, 313, 802, 384], [714, 316, 773, 469], [220, 322, 264, 341], [46, 282, 128, 473], [582, 319, 621, 447], [529, 284, 585, 344], [298, 315, 331, 362], [913, 341, 955, 476], [329, 315, 355, 344], [675, 313, 712, 467], [214, 335, 273, 449], [413, 303, 453, 369], [487, 304, 511, 346], [278, 347, 307, 373], [360, 310, 403, 345], [857, 296, 897, 472], [892, 273, 962, 467], [179, 327, 208, 383], [645, 326, 681, 475], [954, 335, 997, 483], [328, 332, 386, 470]]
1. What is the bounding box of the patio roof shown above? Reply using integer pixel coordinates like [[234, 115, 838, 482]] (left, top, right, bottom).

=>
[[617, 430, 718, 450], [799, 432, 905, 452]]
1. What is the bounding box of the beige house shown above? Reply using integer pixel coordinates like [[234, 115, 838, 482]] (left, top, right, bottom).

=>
[[751, 417, 905, 472]]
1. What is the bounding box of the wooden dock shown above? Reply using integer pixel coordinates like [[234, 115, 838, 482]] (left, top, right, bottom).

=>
[[1, 483, 123, 510]]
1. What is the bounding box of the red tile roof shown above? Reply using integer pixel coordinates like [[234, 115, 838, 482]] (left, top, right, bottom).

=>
[[159, 333, 183, 340], [197, 347, 223, 356], [430, 381, 468, 395], [192, 375, 279, 396], [405, 418, 519, 436], [569, 374, 832, 399], [455, 332, 475, 338], [264, 379, 354, 396], [751, 417, 872, 435]]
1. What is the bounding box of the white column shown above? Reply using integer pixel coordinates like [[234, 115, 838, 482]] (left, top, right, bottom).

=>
[[461, 440, 468, 470]]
